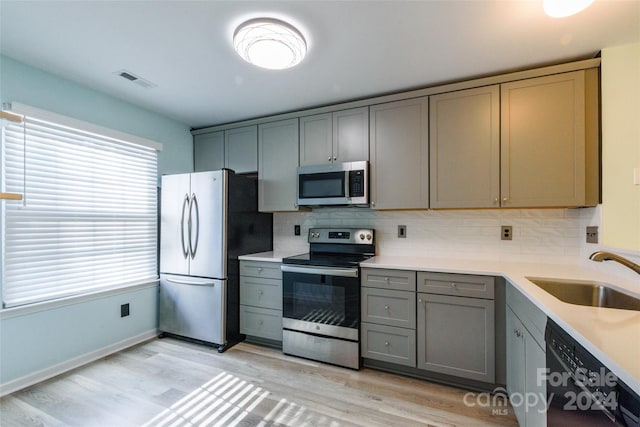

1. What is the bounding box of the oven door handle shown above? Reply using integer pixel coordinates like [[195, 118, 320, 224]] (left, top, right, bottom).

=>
[[281, 264, 359, 278]]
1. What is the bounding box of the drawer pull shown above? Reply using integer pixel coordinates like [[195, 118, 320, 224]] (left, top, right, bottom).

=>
[[258, 290, 264, 295], [384, 305, 390, 310], [258, 267, 263, 272], [384, 277, 390, 282], [384, 341, 390, 347], [418, 298, 423, 304], [451, 283, 457, 288]]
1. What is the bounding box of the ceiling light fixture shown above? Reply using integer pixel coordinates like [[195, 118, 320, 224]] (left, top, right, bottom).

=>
[[233, 18, 307, 70], [543, 0, 595, 18]]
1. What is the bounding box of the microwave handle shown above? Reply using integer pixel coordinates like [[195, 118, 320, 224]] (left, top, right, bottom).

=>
[[344, 170, 350, 198]]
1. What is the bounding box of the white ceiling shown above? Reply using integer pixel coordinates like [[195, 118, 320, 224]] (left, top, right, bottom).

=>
[[1, 1, 639, 129]]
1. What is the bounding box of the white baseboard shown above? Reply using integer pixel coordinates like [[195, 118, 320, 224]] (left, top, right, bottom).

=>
[[0, 329, 158, 397]]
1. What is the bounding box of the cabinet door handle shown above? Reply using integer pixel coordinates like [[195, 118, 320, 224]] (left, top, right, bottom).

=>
[[333, 156, 337, 161], [503, 197, 509, 203], [450, 283, 457, 288], [258, 267, 263, 272], [258, 290, 264, 295], [328, 157, 332, 161], [418, 298, 423, 304], [384, 305, 390, 310], [384, 341, 390, 347], [493, 198, 499, 205]]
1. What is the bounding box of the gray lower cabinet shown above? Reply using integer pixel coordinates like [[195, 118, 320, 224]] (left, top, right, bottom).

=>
[[417, 292, 495, 383], [361, 268, 417, 367], [361, 268, 498, 385], [417, 272, 496, 384], [506, 283, 547, 427], [239, 260, 283, 343], [361, 323, 416, 367]]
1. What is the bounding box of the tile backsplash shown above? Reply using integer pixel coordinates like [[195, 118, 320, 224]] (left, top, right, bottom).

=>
[[274, 207, 596, 261], [274, 205, 640, 288]]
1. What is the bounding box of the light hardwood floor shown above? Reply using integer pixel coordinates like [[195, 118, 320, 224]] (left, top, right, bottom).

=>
[[0, 338, 518, 426]]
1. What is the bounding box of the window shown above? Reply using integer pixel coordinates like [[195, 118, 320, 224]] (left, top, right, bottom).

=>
[[2, 108, 159, 308]]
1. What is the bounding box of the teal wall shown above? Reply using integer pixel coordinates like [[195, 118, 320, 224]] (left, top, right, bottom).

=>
[[0, 55, 193, 177], [0, 55, 193, 388]]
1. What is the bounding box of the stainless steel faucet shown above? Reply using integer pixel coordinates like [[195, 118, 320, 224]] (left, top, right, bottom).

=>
[[589, 251, 640, 275]]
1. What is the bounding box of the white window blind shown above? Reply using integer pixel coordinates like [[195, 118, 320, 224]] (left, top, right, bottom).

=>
[[2, 116, 158, 308]]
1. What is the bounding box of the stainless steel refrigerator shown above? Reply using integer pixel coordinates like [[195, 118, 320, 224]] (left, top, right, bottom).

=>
[[159, 169, 272, 352]]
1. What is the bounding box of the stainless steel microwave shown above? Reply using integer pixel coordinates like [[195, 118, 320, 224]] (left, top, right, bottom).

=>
[[297, 161, 368, 207]]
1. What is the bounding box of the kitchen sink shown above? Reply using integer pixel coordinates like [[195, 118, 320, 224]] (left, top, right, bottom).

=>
[[525, 277, 640, 311]]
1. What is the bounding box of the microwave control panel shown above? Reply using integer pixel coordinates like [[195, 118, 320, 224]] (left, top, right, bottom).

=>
[[349, 170, 365, 197]]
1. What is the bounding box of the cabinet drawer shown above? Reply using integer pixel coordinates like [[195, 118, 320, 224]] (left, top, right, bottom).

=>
[[240, 261, 282, 280], [240, 277, 282, 310], [361, 322, 416, 367], [240, 305, 282, 341], [417, 272, 494, 299], [362, 288, 416, 329], [506, 282, 547, 348], [361, 268, 416, 291]]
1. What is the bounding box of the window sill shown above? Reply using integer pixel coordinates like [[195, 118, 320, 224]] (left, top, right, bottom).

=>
[[0, 280, 159, 320]]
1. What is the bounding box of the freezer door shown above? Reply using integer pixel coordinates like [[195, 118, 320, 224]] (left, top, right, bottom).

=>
[[189, 170, 226, 279], [159, 274, 226, 345], [160, 173, 191, 275]]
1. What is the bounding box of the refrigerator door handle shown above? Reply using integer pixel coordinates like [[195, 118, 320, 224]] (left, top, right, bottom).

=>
[[188, 193, 200, 259], [180, 193, 190, 259], [165, 277, 216, 287]]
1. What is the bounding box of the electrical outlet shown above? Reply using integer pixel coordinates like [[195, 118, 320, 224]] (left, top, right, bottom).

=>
[[121, 303, 130, 318], [501, 226, 513, 241], [398, 225, 407, 238], [294, 225, 301, 236], [586, 226, 598, 244]]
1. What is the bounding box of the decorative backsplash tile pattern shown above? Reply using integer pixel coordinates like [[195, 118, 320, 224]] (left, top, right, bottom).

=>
[[274, 205, 640, 285], [274, 207, 597, 263]]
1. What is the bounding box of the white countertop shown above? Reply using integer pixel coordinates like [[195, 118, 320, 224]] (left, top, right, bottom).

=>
[[238, 251, 302, 263], [361, 256, 640, 394]]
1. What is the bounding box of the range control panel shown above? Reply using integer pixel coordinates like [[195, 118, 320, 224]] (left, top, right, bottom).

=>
[[308, 228, 374, 244]]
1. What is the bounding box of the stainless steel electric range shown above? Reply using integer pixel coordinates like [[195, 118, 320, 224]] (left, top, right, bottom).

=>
[[281, 227, 375, 369]]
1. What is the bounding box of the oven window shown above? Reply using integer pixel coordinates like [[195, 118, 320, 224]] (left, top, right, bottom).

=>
[[299, 172, 345, 198], [283, 273, 359, 329]]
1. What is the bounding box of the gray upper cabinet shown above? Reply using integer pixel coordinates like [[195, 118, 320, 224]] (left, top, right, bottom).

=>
[[501, 69, 599, 208], [429, 86, 500, 209], [369, 97, 429, 210], [224, 125, 258, 174], [430, 69, 599, 209], [194, 131, 224, 172], [193, 125, 257, 174], [299, 107, 369, 166], [258, 118, 299, 212]]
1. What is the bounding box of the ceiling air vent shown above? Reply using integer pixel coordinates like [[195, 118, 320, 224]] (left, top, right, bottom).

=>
[[114, 69, 157, 89]]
